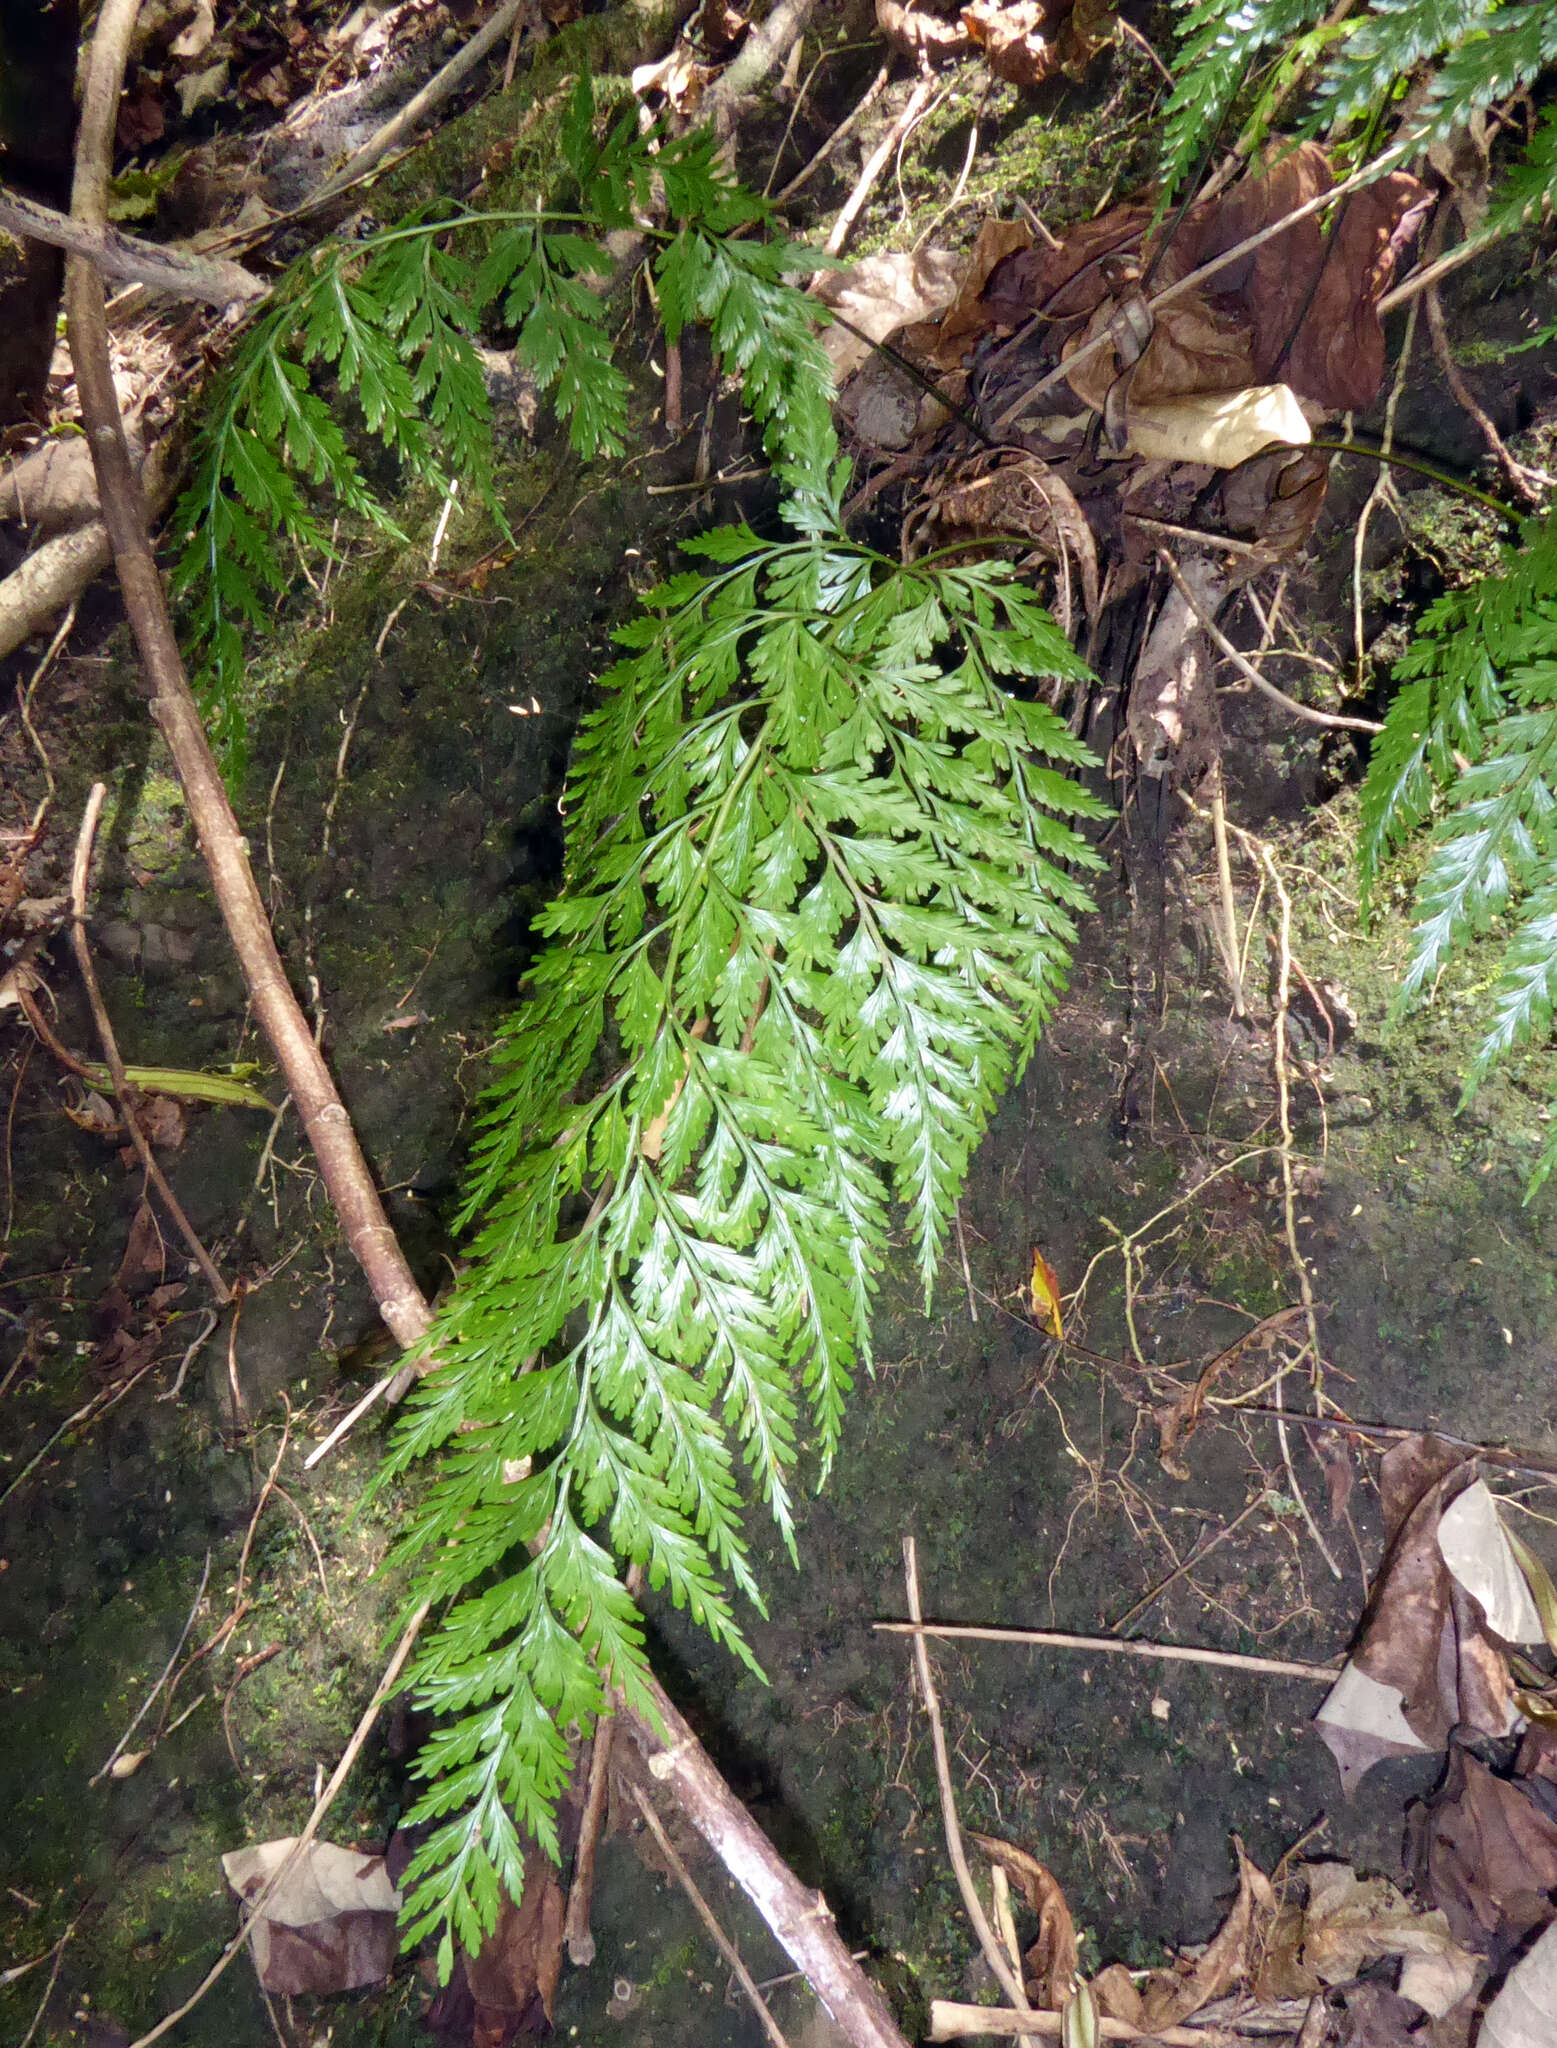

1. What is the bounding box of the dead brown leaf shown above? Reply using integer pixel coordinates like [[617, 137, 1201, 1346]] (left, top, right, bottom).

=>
[[971, 1833, 1078, 2007], [424, 1846, 566, 2047], [960, 0, 1062, 86], [1171, 142, 1431, 414], [222, 1838, 401, 1997], [922, 217, 1032, 369], [115, 1200, 167, 1293], [816, 248, 966, 381], [697, 0, 747, 52], [1139, 1837, 1275, 2030], [980, 207, 1151, 326], [876, 0, 971, 62], [906, 451, 1100, 633], [1415, 1740, 1557, 1953]]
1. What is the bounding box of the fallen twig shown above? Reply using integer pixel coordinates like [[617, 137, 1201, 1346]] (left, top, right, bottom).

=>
[[564, 1713, 617, 1966], [901, 1537, 1031, 2013], [0, 182, 264, 304], [67, 784, 231, 1303], [622, 1679, 910, 2048], [824, 77, 936, 259], [91, 1550, 212, 1784], [928, 1999, 1245, 2043], [1157, 553, 1382, 736], [703, 0, 815, 124], [312, 0, 524, 205], [627, 1778, 791, 2048], [66, 0, 435, 1362], [125, 1598, 431, 2048], [876, 1620, 1339, 1683], [774, 62, 891, 203]]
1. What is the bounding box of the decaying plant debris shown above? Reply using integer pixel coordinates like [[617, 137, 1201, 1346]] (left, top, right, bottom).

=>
[[7, 0, 1557, 2044]]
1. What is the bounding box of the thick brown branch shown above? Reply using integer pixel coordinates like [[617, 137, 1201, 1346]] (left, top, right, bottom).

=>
[[1, 182, 265, 305], [623, 1681, 910, 2048], [65, 0, 434, 1355]]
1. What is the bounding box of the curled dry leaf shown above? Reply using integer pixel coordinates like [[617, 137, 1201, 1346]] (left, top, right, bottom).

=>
[[959, 0, 1113, 86], [1254, 1861, 1478, 1997], [971, 1833, 1079, 2007], [1414, 1739, 1557, 1953], [424, 1849, 566, 2045], [1316, 1440, 1544, 1795], [922, 217, 1032, 370], [1139, 1836, 1275, 2031], [905, 451, 1099, 633], [630, 45, 715, 111], [1029, 1246, 1064, 1341], [875, 0, 971, 62], [1484, 1917, 1557, 2048], [960, 0, 1062, 86]]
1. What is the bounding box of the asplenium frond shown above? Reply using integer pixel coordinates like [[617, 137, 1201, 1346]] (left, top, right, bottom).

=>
[[381, 529, 1107, 1972], [173, 75, 837, 767], [1363, 513, 1557, 1186], [1159, 0, 1557, 213], [1156, 0, 1328, 199]]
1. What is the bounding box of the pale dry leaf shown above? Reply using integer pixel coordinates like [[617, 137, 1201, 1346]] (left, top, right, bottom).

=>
[[1124, 385, 1310, 467], [222, 1838, 401, 1996], [1300, 1862, 1473, 1988], [1139, 1838, 1274, 2030], [1436, 1481, 1544, 1645], [815, 249, 965, 380], [169, 0, 216, 58], [1483, 1918, 1557, 2048], [176, 58, 228, 117], [1316, 1661, 1434, 1796]]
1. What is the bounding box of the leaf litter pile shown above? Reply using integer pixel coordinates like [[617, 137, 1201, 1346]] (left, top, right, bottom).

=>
[[793, 113, 1557, 2048], [821, 135, 1427, 790]]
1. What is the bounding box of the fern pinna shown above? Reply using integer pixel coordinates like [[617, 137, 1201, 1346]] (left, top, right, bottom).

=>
[[1360, 513, 1557, 1187], [378, 514, 1107, 1966], [1158, 0, 1557, 202], [172, 77, 836, 767]]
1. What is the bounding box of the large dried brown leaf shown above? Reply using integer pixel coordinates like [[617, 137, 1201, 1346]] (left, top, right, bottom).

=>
[[424, 1846, 566, 2046], [1171, 142, 1430, 413], [960, 0, 1062, 85], [907, 451, 1099, 631], [922, 217, 1032, 369], [1139, 1837, 1275, 2030], [876, 0, 971, 61], [1317, 1441, 1546, 1795], [816, 249, 965, 380], [1417, 1742, 1557, 1952], [981, 207, 1151, 326]]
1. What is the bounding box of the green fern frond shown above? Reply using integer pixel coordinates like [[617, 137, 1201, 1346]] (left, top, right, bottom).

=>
[[1311, 0, 1492, 130], [1398, 701, 1557, 1004], [1157, 0, 1326, 198], [386, 533, 1106, 1965], [175, 81, 836, 765], [1418, 1, 1557, 144]]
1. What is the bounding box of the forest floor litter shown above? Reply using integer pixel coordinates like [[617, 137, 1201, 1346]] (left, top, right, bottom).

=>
[[4, 0, 1557, 2044]]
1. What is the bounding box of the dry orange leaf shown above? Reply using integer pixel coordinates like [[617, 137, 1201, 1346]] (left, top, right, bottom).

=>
[[1030, 1246, 1063, 1339]]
